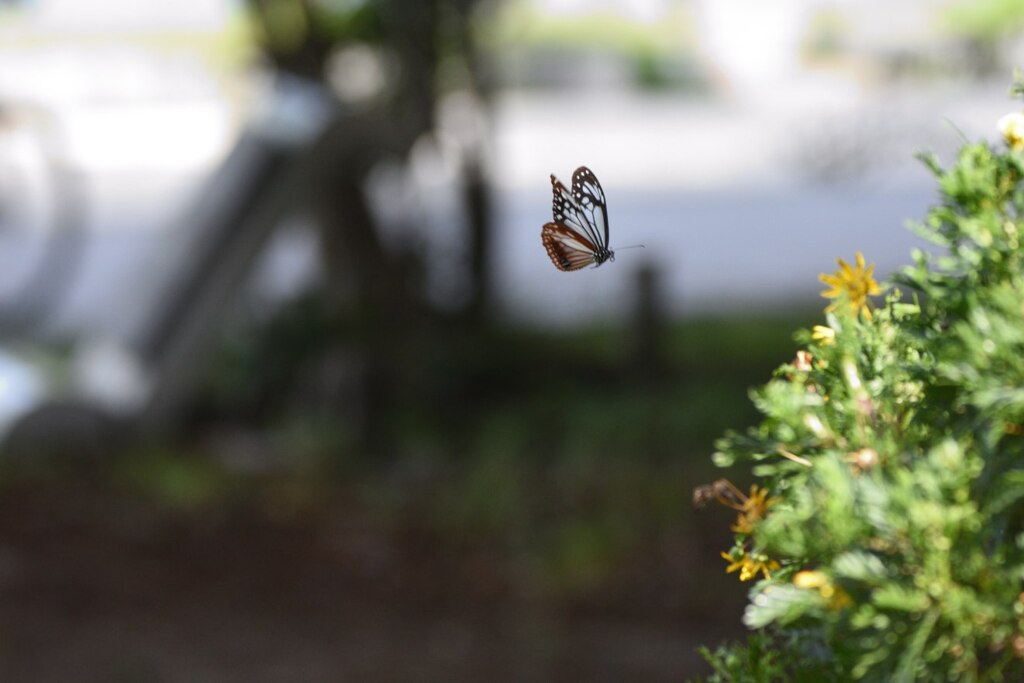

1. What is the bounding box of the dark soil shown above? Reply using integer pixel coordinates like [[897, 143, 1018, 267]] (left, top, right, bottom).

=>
[[0, 476, 744, 682]]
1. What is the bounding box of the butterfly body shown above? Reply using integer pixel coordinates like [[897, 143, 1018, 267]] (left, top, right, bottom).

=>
[[542, 166, 615, 271]]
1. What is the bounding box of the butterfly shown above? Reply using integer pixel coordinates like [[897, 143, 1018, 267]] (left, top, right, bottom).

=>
[[542, 166, 615, 271]]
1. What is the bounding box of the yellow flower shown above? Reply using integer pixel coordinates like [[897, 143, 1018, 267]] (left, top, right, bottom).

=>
[[732, 485, 780, 531], [744, 485, 779, 513], [811, 325, 835, 346], [695, 481, 781, 533], [999, 111, 1024, 152], [794, 570, 852, 609], [819, 252, 882, 320], [731, 515, 756, 534], [793, 570, 828, 589], [830, 588, 853, 610], [722, 550, 780, 581]]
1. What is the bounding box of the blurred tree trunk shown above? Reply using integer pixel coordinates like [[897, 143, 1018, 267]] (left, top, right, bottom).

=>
[[244, 0, 494, 452], [451, 0, 496, 324], [462, 155, 491, 323]]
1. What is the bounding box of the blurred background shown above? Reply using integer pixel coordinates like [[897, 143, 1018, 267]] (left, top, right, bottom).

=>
[[0, 0, 1022, 679]]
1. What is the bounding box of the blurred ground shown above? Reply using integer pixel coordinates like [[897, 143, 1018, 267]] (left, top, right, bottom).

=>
[[0, 475, 737, 682], [0, 315, 804, 681]]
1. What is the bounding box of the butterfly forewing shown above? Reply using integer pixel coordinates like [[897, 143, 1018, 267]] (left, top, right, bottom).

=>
[[570, 167, 609, 249], [550, 175, 603, 250]]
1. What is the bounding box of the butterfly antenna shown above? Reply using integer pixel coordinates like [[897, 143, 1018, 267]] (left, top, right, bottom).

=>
[[615, 244, 646, 251]]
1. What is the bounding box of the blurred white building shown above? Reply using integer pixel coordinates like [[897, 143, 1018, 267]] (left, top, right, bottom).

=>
[[6, 0, 233, 34]]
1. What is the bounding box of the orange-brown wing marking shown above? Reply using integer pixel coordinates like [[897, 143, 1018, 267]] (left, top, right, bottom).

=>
[[542, 222, 598, 271]]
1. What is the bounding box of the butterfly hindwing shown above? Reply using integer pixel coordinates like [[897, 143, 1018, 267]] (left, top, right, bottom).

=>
[[542, 222, 598, 271]]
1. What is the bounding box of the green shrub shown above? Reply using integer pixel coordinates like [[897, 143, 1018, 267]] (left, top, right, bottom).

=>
[[694, 83, 1024, 681]]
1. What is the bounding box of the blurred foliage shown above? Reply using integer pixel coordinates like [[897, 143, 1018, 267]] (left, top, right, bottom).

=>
[[245, 0, 384, 52], [485, 2, 692, 57], [0, 312, 805, 629], [183, 310, 805, 606], [697, 84, 1024, 680], [940, 0, 1024, 43], [202, 309, 805, 463], [113, 450, 230, 511], [481, 0, 704, 90], [939, 0, 1024, 75], [695, 631, 841, 683], [802, 10, 850, 62]]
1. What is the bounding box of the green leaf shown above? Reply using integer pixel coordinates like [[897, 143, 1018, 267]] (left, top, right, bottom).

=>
[[871, 584, 930, 612], [982, 470, 1024, 515], [832, 551, 887, 583], [743, 585, 820, 629]]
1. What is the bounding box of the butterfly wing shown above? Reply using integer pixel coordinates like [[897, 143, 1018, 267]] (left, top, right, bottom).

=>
[[550, 172, 606, 252], [570, 166, 609, 250], [542, 222, 599, 271]]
